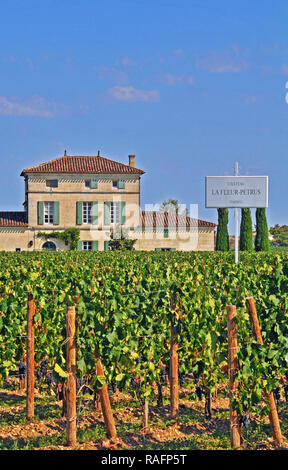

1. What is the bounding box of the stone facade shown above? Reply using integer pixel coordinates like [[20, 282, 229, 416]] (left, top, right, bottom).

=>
[[0, 153, 216, 251]]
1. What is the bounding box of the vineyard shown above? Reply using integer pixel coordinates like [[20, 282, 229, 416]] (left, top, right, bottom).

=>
[[1, 250, 288, 451]]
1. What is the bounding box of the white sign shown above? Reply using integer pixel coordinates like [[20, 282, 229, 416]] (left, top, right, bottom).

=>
[[205, 176, 268, 208]]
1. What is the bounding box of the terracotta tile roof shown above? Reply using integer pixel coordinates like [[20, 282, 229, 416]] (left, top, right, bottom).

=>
[[0, 212, 28, 227], [21, 155, 145, 175], [141, 211, 216, 228]]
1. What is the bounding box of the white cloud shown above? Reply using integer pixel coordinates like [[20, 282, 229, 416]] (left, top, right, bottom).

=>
[[109, 86, 160, 102], [173, 49, 185, 59], [159, 49, 185, 65], [120, 56, 136, 67], [196, 49, 248, 74], [241, 94, 265, 105], [161, 73, 194, 86], [0, 95, 67, 117], [79, 104, 90, 115], [95, 65, 129, 85]]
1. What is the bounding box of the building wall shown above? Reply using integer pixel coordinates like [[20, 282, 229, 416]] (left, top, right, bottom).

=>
[[27, 173, 140, 195], [194, 230, 216, 251], [0, 227, 215, 252], [0, 229, 31, 251], [133, 228, 215, 251], [27, 173, 141, 229], [0, 229, 69, 251]]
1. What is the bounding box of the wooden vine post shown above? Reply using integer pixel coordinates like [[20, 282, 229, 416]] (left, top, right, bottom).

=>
[[142, 400, 149, 433], [66, 305, 77, 447], [246, 297, 283, 447], [95, 347, 117, 439], [26, 291, 35, 420], [170, 324, 179, 418], [227, 305, 241, 448]]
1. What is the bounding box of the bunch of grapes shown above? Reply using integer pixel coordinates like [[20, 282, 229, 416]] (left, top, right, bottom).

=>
[[18, 361, 26, 378], [240, 413, 250, 430], [284, 384, 288, 403], [273, 387, 281, 406], [193, 371, 202, 400], [179, 371, 186, 387]]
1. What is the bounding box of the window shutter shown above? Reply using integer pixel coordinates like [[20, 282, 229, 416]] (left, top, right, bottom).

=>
[[92, 240, 98, 251], [91, 202, 98, 225], [104, 240, 110, 251], [104, 202, 111, 225], [37, 201, 44, 225], [121, 201, 126, 225], [164, 228, 169, 238], [76, 202, 83, 225], [53, 202, 60, 225], [155, 248, 162, 251], [171, 248, 176, 251], [90, 178, 98, 189], [77, 241, 82, 250], [118, 180, 125, 189]]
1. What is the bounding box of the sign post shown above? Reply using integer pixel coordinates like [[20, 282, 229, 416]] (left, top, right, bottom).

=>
[[205, 167, 268, 264], [234, 162, 239, 264]]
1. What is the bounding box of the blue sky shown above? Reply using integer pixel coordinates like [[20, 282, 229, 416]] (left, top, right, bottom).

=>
[[1, 0, 288, 233]]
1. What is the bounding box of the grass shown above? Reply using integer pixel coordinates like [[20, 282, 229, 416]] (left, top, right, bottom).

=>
[[0, 433, 66, 450]]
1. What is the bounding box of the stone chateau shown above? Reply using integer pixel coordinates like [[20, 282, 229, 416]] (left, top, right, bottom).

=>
[[0, 153, 216, 251]]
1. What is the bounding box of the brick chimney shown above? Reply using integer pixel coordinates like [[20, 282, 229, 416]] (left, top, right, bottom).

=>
[[128, 154, 135, 167]]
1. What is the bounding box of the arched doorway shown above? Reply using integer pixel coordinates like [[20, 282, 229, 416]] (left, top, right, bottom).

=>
[[42, 241, 57, 251]]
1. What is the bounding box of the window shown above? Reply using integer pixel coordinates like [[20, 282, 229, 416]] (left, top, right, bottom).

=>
[[85, 179, 98, 189], [42, 241, 57, 251], [112, 180, 125, 189], [38, 201, 59, 225], [104, 201, 125, 226], [83, 202, 93, 224], [164, 228, 169, 238], [46, 179, 58, 188], [83, 241, 93, 251], [110, 201, 121, 224], [44, 202, 54, 224], [79, 241, 98, 250], [155, 248, 176, 252], [15, 248, 21, 252]]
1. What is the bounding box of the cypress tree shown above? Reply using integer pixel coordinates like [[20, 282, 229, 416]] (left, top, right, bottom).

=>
[[239, 208, 253, 251], [215, 208, 229, 251], [255, 208, 270, 251]]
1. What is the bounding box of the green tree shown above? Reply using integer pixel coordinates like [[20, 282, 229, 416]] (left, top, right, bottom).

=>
[[215, 208, 229, 251], [109, 226, 137, 251], [160, 199, 188, 215], [269, 224, 288, 247], [255, 208, 270, 251], [239, 208, 253, 251]]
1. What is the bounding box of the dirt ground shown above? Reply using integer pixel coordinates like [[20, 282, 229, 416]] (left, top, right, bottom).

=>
[[0, 384, 286, 451]]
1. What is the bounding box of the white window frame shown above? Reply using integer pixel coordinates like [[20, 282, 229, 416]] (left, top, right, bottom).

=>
[[44, 202, 54, 225], [83, 202, 93, 224], [83, 241, 93, 251], [110, 201, 121, 225]]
